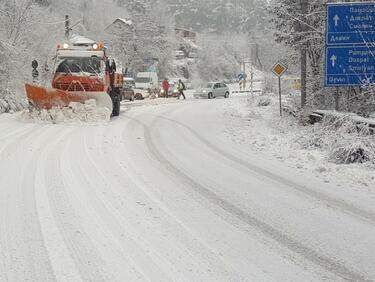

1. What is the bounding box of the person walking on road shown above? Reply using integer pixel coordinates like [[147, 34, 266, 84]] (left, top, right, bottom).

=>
[[162, 78, 169, 98], [177, 79, 186, 100]]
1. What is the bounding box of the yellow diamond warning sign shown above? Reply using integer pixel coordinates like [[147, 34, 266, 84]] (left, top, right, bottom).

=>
[[272, 62, 288, 77]]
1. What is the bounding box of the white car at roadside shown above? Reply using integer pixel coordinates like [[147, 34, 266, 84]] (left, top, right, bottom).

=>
[[133, 72, 159, 100], [194, 82, 230, 99]]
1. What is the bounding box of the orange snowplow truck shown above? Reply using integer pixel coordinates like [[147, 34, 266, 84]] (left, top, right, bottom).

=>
[[25, 40, 123, 117]]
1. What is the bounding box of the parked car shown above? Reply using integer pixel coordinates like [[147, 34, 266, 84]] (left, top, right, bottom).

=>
[[123, 77, 135, 88], [194, 82, 230, 99], [121, 77, 135, 101], [122, 86, 134, 101], [133, 72, 159, 100]]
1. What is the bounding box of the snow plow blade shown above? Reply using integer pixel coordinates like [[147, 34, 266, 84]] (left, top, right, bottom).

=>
[[25, 83, 113, 113]]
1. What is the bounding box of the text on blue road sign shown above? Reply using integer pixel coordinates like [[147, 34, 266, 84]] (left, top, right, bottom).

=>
[[327, 3, 375, 45], [325, 46, 375, 86]]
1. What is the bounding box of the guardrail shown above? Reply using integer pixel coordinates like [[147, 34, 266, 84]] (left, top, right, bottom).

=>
[[309, 110, 375, 134], [231, 89, 262, 94]]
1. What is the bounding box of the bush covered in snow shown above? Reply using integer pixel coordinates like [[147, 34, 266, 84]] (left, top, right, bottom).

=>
[[0, 89, 28, 114], [297, 113, 375, 166], [329, 139, 374, 165], [257, 97, 271, 107]]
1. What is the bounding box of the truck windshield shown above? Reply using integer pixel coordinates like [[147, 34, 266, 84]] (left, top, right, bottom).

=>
[[56, 57, 102, 74], [135, 77, 151, 83]]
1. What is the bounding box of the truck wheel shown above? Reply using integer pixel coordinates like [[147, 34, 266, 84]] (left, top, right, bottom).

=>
[[112, 100, 120, 116], [135, 93, 143, 100], [110, 88, 121, 117]]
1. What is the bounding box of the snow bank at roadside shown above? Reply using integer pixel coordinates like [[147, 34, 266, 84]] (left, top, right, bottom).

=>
[[20, 99, 111, 124], [0, 90, 28, 114], [222, 94, 375, 189]]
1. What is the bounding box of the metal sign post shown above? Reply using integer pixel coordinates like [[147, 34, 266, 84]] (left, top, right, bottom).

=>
[[272, 62, 288, 117], [238, 72, 247, 91], [278, 76, 282, 116], [335, 87, 339, 111]]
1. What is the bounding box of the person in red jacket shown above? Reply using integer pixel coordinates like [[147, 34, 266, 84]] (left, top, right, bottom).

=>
[[162, 78, 170, 98]]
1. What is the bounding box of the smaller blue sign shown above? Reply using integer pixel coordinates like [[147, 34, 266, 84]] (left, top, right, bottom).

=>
[[325, 46, 375, 86], [327, 3, 375, 45], [238, 72, 247, 81]]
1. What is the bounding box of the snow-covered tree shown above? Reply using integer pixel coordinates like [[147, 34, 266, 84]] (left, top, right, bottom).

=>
[[165, 0, 268, 33], [112, 0, 174, 75]]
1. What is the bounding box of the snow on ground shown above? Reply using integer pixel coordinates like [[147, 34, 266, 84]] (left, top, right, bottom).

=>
[[221, 91, 375, 191], [19, 99, 111, 124], [1, 87, 375, 281]]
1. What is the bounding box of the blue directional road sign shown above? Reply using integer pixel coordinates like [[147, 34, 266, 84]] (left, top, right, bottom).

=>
[[325, 46, 375, 86], [327, 3, 375, 45]]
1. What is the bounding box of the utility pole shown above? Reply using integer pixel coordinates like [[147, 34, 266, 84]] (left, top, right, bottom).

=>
[[243, 55, 246, 89], [300, 0, 308, 108], [65, 15, 70, 40], [250, 63, 253, 96]]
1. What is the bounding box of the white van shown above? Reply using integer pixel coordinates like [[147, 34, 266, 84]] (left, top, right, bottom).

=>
[[134, 72, 159, 99]]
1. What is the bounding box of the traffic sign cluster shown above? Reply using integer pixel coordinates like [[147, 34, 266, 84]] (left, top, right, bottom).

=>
[[325, 2, 375, 86]]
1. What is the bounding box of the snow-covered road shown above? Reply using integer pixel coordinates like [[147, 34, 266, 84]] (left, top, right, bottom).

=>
[[1, 96, 375, 281]]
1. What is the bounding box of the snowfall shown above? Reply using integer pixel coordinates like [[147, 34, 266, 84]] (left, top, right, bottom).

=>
[[1, 76, 375, 281]]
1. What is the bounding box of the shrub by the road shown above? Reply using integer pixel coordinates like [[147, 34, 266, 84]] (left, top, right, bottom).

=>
[[297, 113, 375, 166], [0, 89, 28, 114]]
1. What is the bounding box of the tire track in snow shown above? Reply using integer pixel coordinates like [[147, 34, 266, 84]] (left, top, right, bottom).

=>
[[152, 114, 375, 227], [80, 123, 245, 281], [34, 127, 83, 282], [127, 115, 370, 282], [0, 123, 36, 143], [43, 126, 114, 282], [97, 123, 251, 281], [0, 125, 58, 282], [0, 125, 45, 160], [65, 127, 163, 281]]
